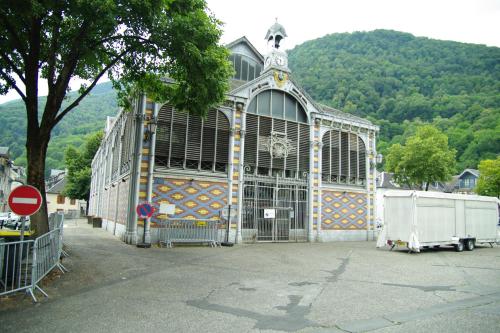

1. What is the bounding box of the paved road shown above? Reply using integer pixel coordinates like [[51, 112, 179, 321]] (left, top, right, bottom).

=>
[[1, 219, 499, 332]]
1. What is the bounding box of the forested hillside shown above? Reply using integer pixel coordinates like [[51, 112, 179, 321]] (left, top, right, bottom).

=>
[[288, 30, 500, 170], [1, 30, 499, 173], [0, 81, 117, 173]]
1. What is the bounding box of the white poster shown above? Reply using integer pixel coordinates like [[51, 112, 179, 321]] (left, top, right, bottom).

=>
[[264, 209, 276, 219]]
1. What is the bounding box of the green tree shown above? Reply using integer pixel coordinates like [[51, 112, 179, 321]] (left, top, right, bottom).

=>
[[0, 0, 232, 234], [64, 131, 103, 214], [385, 125, 456, 190], [476, 157, 500, 198]]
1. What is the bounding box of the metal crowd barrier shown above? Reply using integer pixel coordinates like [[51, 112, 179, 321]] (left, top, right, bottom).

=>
[[0, 238, 35, 298], [158, 219, 222, 248], [0, 215, 67, 302], [49, 212, 69, 257]]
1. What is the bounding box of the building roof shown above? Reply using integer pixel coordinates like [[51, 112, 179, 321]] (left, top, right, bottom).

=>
[[318, 104, 373, 126], [0, 146, 10, 157], [458, 168, 479, 179], [47, 176, 66, 194], [50, 169, 65, 177], [226, 36, 264, 63]]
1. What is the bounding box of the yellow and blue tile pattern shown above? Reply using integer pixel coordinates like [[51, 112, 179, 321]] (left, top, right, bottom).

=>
[[152, 178, 228, 222], [321, 191, 367, 230]]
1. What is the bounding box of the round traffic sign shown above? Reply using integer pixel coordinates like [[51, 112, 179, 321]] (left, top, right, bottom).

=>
[[8, 185, 43, 216], [136, 202, 154, 219]]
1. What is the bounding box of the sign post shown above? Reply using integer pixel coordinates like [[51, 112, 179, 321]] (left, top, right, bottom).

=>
[[8, 185, 43, 288], [136, 202, 154, 248]]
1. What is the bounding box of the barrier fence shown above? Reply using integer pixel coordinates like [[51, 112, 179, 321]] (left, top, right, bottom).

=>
[[157, 219, 223, 248], [0, 213, 67, 302]]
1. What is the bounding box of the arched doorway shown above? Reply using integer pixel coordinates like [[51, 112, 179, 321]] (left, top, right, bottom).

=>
[[241, 89, 310, 242]]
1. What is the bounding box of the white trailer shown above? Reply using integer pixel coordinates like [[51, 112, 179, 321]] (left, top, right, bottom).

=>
[[377, 190, 499, 252]]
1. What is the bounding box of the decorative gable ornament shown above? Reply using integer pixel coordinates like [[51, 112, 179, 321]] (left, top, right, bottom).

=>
[[274, 70, 288, 88], [260, 131, 296, 159]]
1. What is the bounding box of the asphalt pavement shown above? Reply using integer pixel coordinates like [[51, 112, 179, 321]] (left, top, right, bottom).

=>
[[1, 219, 499, 332]]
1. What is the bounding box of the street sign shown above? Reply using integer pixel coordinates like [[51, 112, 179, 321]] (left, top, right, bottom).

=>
[[159, 203, 175, 215], [264, 209, 276, 219], [8, 185, 42, 216], [220, 205, 237, 219], [136, 202, 154, 219]]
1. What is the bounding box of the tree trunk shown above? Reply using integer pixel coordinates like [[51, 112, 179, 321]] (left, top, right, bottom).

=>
[[26, 131, 50, 235], [425, 181, 430, 191]]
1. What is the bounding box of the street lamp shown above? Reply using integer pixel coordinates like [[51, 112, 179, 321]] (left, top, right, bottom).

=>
[[371, 153, 383, 170], [143, 116, 158, 142]]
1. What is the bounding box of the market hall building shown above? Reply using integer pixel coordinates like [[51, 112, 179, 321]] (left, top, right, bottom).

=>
[[88, 23, 380, 245]]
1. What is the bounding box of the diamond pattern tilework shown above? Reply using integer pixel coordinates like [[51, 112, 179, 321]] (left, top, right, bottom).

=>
[[321, 191, 367, 230], [151, 178, 228, 222]]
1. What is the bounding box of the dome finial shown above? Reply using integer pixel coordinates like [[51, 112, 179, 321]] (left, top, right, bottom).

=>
[[265, 19, 287, 49]]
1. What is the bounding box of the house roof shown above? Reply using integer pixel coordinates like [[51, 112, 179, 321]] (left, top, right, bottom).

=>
[[47, 177, 66, 194], [50, 169, 65, 177], [458, 169, 479, 178], [0, 146, 10, 157]]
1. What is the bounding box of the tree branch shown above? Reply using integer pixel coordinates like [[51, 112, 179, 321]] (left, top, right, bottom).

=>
[[0, 50, 26, 84], [0, 69, 26, 102], [47, 8, 63, 90], [53, 49, 129, 125], [0, 11, 28, 61]]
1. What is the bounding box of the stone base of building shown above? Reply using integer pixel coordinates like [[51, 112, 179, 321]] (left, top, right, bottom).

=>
[[101, 219, 127, 241]]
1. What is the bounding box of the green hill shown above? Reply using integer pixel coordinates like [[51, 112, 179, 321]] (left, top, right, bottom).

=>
[[288, 29, 500, 170], [0, 81, 118, 173], [1, 30, 499, 173]]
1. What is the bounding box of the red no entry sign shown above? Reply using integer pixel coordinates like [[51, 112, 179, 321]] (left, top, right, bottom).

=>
[[136, 202, 154, 219], [8, 185, 43, 216]]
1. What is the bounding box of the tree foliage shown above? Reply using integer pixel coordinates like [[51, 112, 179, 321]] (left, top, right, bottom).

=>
[[288, 30, 500, 170], [476, 157, 500, 198], [0, 0, 233, 234], [64, 131, 103, 206], [385, 125, 456, 190]]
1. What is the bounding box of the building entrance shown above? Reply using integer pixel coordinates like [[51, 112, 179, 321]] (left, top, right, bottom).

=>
[[241, 174, 308, 242]]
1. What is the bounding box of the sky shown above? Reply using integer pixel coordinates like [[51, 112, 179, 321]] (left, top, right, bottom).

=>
[[1, 0, 499, 104]]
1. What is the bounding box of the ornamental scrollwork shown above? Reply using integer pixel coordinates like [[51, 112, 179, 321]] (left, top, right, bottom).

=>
[[260, 131, 296, 159]]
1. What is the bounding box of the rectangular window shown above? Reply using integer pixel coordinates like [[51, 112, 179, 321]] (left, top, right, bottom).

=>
[[57, 195, 65, 204], [234, 54, 242, 80], [241, 59, 248, 81], [70, 199, 76, 205]]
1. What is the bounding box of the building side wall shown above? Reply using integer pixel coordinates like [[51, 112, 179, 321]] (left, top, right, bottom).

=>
[[107, 185, 118, 221], [46, 193, 80, 214], [117, 177, 130, 224]]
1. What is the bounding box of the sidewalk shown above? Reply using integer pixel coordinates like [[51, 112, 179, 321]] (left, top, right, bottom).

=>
[[1, 219, 499, 332]]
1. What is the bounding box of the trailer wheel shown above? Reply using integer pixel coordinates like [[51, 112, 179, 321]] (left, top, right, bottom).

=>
[[455, 240, 464, 252], [465, 239, 475, 251]]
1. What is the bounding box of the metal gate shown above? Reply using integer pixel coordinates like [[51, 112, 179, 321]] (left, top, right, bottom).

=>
[[241, 175, 308, 242]]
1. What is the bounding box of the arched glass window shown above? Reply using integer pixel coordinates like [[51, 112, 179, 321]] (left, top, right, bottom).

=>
[[322, 130, 366, 186], [155, 105, 230, 173], [229, 53, 262, 81], [244, 90, 309, 178], [247, 90, 308, 123]]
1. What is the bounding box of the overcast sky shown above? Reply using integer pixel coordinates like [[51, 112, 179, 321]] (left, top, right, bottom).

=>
[[207, 0, 500, 52], [1, 0, 499, 104]]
